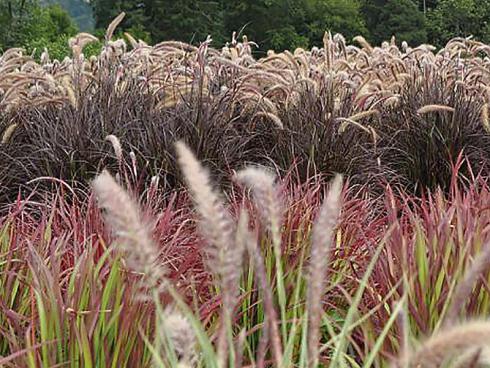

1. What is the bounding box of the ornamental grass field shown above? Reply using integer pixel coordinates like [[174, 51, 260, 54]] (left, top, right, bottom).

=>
[[2, 13, 490, 367]]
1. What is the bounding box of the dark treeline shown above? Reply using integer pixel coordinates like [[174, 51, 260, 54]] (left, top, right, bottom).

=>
[[2, 0, 490, 56], [41, 0, 95, 31], [89, 0, 490, 50]]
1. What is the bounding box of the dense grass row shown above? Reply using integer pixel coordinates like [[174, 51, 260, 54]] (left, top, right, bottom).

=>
[[2, 15, 490, 206], [1, 150, 490, 366]]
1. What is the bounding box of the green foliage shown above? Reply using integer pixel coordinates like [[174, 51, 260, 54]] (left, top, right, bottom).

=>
[[223, 0, 298, 51], [91, 0, 152, 41], [268, 25, 310, 51], [222, 0, 367, 52], [45, 3, 78, 36], [5, 0, 490, 63], [147, 0, 225, 45], [85, 0, 367, 51], [362, 0, 427, 45], [91, 0, 118, 28], [42, 0, 95, 31], [305, 0, 368, 46], [0, 0, 40, 50], [0, 1, 77, 55], [426, 0, 490, 47], [25, 34, 71, 60], [24, 4, 79, 60], [125, 24, 152, 44], [91, 0, 221, 45]]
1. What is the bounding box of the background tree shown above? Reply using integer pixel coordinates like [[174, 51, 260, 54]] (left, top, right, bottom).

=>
[[5, 0, 490, 56], [0, 0, 39, 49], [42, 0, 95, 31], [90, 0, 224, 45], [25, 4, 80, 60], [90, 0, 151, 41], [412, 0, 438, 12], [223, 0, 367, 52], [146, 0, 225, 45], [0, 0, 77, 54], [222, 0, 286, 52], [362, 0, 427, 45], [425, 0, 490, 47], [305, 0, 368, 46]]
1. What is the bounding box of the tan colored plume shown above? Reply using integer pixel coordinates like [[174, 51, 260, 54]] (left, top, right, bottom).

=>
[[307, 175, 343, 368], [175, 141, 239, 367], [404, 320, 490, 368], [157, 306, 197, 366], [353, 35, 373, 53], [92, 170, 166, 290], [482, 103, 490, 133], [105, 134, 123, 162], [105, 13, 126, 42], [1, 123, 18, 144], [417, 104, 455, 114]]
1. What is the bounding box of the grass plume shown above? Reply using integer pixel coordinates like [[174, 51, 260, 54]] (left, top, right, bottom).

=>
[[307, 174, 343, 367], [404, 320, 490, 368], [92, 169, 166, 290], [175, 141, 241, 367]]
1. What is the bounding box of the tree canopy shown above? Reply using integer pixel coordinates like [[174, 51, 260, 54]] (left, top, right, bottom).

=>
[[426, 0, 490, 47], [0, 0, 77, 54], [42, 0, 95, 31], [362, 0, 427, 45], [2, 0, 490, 59]]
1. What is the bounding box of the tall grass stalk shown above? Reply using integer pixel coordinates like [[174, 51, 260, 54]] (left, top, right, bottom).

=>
[[236, 168, 289, 344], [307, 174, 343, 367]]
